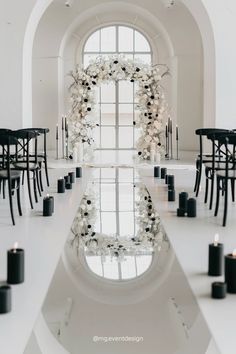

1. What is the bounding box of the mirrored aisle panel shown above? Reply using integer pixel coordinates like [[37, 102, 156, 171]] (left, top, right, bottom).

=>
[[69, 167, 167, 281]]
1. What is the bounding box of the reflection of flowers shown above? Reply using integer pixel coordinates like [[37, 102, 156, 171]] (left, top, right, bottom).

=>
[[70, 183, 166, 262], [68, 55, 170, 160]]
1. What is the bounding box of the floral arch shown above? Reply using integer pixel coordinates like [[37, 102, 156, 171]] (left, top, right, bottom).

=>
[[68, 56, 169, 160]]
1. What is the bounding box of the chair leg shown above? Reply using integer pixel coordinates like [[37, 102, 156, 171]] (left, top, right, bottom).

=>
[[26, 169, 34, 209], [22, 170, 25, 185], [33, 171, 38, 203], [44, 159, 50, 187], [16, 178, 22, 216], [196, 164, 202, 197], [223, 179, 228, 227], [204, 177, 209, 204], [230, 179, 235, 202], [209, 173, 215, 210], [36, 170, 42, 197], [194, 160, 199, 192], [39, 169, 44, 192], [214, 176, 221, 217], [3, 180, 6, 199], [8, 179, 15, 226]]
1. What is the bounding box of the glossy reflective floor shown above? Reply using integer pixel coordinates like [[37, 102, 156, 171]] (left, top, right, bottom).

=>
[[70, 167, 165, 280]]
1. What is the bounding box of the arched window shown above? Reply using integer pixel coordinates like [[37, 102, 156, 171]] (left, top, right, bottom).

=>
[[83, 25, 152, 150]]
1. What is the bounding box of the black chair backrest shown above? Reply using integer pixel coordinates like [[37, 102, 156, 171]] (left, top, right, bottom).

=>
[[0, 134, 18, 172], [20, 128, 49, 156], [195, 128, 230, 158], [11, 129, 38, 164]]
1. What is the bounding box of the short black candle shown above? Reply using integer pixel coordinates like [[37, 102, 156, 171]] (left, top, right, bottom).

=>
[[76, 167, 82, 178], [43, 195, 53, 216], [66, 182, 72, 190], [161, 168, 167, 179], [168, 175, 175, 187], [64, 175, 70, 184], [57, 178, 65, 193], [0, 285, 12, 314], [177, 208, 185, 217], [187, 198, 197, 217], [225, 253, 236, 293], [154, 166, 160, 178], [179, 192, 188, 212], [7, 246, 24, 284], [68, 171, 75, 183], [168, 189, 175, 202], [208, 239, 223, 276], [211, 282, 226, 299]]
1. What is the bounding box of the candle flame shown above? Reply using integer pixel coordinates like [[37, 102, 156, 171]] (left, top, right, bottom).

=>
[[13, 242, 18, 253], [46, 193, 50, 197], [233, 249, 236, 257], [214, 234, 219, 246]]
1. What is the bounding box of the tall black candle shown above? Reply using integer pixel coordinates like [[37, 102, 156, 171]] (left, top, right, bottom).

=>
[[66, 182, 72, 190], [43, 195, 53, 216], [154, 166, 160, 178], [208, 234, 223, 276], [168, 175, 175, 188], [187, 198, 197, 217], [179, 192, 188, 212], [76, 167, 82, 178], [64, 175, 70, 184], [68, 171, 75, 183], [7, 243, 25, 284], [168, 189, 175, 202], [165, 174, 169, 184], [57, 178, 65, 193], [0, 285, 12, 314], [161, 168, 167, 179], [225, 251, 236, 293]]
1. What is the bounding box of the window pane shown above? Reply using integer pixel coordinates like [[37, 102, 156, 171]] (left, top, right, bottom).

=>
[[101, 184, 115, 210], [84, 30, 100, 52], [101, 26, 116, 52], [101, 212, 117, 234], [101, 82, 115, 102], [119, 127, 133, 148], [134, 54, 151, 65], [119, 184, 133, 211], [118, 26, 133, 52], [119, 81, 133, 103], [136, 255, 152, 276], [101, 168, 116, 180], [118, 168, 134, 182], [121, 256, 136, 279], [135, 31, 150, 52], [86, 256, 103, 276], [101, 127, 116, 148], [101, 104, 115, 125], [103, 256, 119, 280], [94, 126, 100, 147], [119, 104, 133, 125], [83, 54, 98, 68]]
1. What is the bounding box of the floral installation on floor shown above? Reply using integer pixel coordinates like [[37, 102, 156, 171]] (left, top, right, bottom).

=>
[[70, 182, 168, 263], [68, 55, 170, 160]]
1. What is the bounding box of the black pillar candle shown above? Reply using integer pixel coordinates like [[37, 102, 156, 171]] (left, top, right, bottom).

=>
[[161, 168, 167, 179], [208, 235, 223, 276], [177, 208, 185, 217], [154, 166, 160, 178], [165, 174, 169, 184], [211, 282, 227, 299], [68, 171, 75, 183], [64, 175, 70, 184], [76, 167, 82, 178], [43, 195, 53, 216], [168, 189, 175, 201], [179, 192, 188, 212], [57, 178, 65, 193], [187, 198, 197, 217], [7, 244, 24, 284], [168, 175, 175, 187], [225, 252, 236, 293], [66, 182, 72, 190], [0, 285, 12, 314]]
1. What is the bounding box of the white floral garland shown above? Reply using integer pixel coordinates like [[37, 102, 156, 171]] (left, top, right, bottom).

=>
[[68, 55, 169, 160], [70, 183, 167, 262]]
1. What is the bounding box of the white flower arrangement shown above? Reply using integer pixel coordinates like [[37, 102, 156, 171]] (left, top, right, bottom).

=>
[[68, 55, 170, 160], [70, 183, 167, 262]]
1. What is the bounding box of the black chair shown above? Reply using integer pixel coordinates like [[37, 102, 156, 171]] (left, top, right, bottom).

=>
[[21, 128, 50, 190], [194, 128, 230, 197], [214, 134, 236, 226], [0, 133, 22, 225], [12, 129, 41, 209]]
